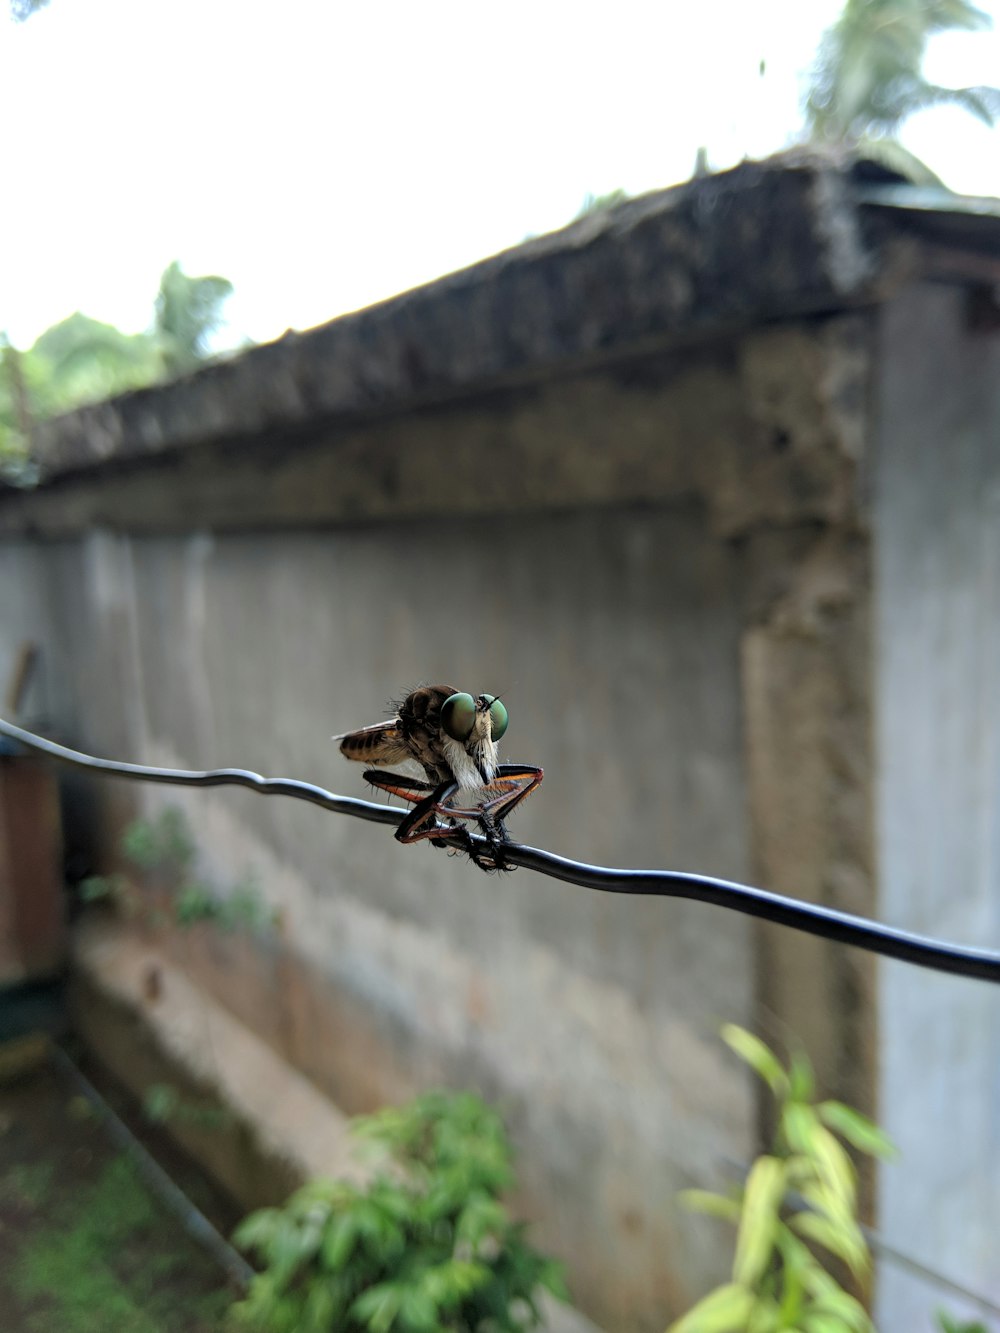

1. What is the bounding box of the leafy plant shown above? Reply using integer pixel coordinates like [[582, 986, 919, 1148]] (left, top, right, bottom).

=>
[[122, 805, 195, 878], [800, 0, 1000, 183], [668, 1024, 895, 1333], [77, 872, 126, 903], [79, 806, 279, 935], [0, 262, 236, 471], [938, 1316, 991, 1333], [230, 1090, 567, 1332], [143, 1082, 232, 1132]]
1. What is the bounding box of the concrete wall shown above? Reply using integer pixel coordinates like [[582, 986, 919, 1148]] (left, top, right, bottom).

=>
[[875, 282, 1000, 1327], [0, 313, 875, 1329]]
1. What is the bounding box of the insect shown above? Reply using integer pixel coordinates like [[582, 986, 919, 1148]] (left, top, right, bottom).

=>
[[335, 685, 543, 871]]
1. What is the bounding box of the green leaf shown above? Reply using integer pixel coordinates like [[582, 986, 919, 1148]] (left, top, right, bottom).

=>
[[773, 1221, 815, 1319], [143, 1083, 180, 1125], [733, 1157, 786, 1286], [320, 1213, 357, 1271], [746, 1297, 782, 1333], [302, 1280, 339, 1331], [802, 1315, 859, 1333], [456, 1191, 509, 1245], [417, 1258, 490, 1309], [803, 1273, 873, 1333], [782, 1102, 821, 1155], [809, 1125, 858, 1207], [78, 874, 116, 902], [783, 1108, 856, 1207], [233, 1206, 281, 1252], [667, 1282, 756, 1332], [817, 1102, 897, 1161], [799, 1180, 855, 1234], [351, 1281, 404, 1332], [677, 1190, 742, 1224], [788, 1052, 815, 1103], [398, 1286, 439, 1330], [269, 1214, 308, 1286], [539, 1258, 570, 1302], [720, 1025, 789, 1096], [790, 1211, 869, 1280]]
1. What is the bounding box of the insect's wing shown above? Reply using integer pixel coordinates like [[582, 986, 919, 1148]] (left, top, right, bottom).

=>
[[335, 719, 410, 767]]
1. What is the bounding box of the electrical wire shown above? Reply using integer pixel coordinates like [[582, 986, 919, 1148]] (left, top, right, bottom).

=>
[[4, 716, 1000, 986]]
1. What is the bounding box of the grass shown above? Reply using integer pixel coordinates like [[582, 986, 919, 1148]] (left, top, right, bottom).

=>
[[0, 1061, 233, 1333], [10, 1156, 229, 1332]]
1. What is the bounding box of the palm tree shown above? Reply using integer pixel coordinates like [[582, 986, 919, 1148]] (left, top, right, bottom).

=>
[[154, 261, 234, 378], [805, 0, 1000, 180]]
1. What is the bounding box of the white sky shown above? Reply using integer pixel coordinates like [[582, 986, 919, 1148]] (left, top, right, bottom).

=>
[[2, 0, 999, 351]]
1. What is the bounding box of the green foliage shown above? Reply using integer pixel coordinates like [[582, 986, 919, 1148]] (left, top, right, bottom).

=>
[[33, 312, 163, 408], [142, 1083, 232, 1132], [154, 261, 233, 377], [0, 261, 235, 475], [668, 1024, 895, 1333], [938, 1317, 991, 1333], [79, 806, 279, 935], [805, 0, 1000, 148], [122, 805, 196, 878], [8, 1154, 229, 1331], [231, 1090, 568, 1332], [77, 872, 126, 903], [0, 336, 37, 483]]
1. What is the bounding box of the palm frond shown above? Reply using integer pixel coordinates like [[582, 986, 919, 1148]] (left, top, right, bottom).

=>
[[803, 0, 999, 142]]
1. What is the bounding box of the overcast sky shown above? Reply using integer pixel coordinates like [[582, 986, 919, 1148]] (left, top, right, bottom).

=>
[[2, 0, 999, 351]]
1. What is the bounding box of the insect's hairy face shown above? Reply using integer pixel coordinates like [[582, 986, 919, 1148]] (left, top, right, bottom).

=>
[[439, 692, 507, 746], [437, 690, 506, 785]]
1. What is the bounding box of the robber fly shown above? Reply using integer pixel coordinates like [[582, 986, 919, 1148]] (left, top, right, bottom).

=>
[[335, 685, 543, 871]]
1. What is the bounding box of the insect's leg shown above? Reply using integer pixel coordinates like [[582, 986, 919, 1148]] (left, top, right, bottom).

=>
[[476, 765, 544, 825], [435, 766, 544, 870], [363, 769, 458, 845], [394, 779, 461, 844], [479, 766, 542, 872], [388, 781, 501, 871], [363, 769, 437, 803]]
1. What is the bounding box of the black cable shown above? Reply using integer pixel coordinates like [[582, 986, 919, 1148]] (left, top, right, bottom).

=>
[[0, 718, 400, 828], [4, 717, 1000, 986]]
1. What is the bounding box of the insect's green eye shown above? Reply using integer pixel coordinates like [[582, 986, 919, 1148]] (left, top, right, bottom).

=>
[[441, 692, 476, 741], [486, 696, 508, 740]]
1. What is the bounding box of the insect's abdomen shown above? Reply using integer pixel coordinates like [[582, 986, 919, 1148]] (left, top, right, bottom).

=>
[[339, 723, 406, 765]]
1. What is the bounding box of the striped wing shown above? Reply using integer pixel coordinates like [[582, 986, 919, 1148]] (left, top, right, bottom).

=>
[[335, 719, 410, 767]]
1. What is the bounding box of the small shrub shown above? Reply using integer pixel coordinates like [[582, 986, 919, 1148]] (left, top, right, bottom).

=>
[[142, 1082, 232, 1132], [668, 1024, 896, 1333], [79, 807, 278, 934], [231, 1090, 567, 1332], [122, 804, 195, 876]]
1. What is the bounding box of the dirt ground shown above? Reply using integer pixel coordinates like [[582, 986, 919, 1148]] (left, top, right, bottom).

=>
[[0, 1047, 241, 1332]]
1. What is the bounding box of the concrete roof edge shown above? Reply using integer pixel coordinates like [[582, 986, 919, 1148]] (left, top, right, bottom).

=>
[[17, 150, 907, 485]]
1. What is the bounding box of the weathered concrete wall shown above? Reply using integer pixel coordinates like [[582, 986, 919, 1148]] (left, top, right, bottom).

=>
[[874, 282, 1000, 1328], [0, 301, 877, 1328]]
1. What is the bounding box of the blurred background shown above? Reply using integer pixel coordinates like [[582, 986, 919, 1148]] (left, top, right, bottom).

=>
[[1, 3, 1000, 1332]]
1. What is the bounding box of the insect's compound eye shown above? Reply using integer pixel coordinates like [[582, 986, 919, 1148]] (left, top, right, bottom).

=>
[[484, 695, 508, 740], [441, 692, 476, 742]]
